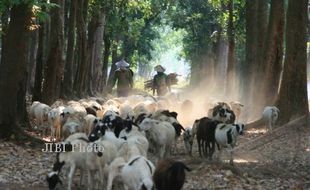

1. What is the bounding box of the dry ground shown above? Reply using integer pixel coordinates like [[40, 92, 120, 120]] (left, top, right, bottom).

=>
[[0, 116, 309, 190]]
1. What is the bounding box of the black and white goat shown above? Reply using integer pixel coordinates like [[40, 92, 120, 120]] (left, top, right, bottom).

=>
[[46, 133, 104, 190], [101, 110, 125, 137], [208, 102, 236, 124], [215, 123, 245, 165], [153, 159, 191, 190]]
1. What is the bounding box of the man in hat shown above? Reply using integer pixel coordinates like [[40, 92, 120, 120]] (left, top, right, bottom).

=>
[[111, 59, 133, 97], [153, 65, 170, 96]]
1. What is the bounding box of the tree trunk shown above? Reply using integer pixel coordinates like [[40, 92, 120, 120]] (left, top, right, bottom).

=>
[[33, 22, 45, 101], [101, 33, 111, 92], [73, 0, 88, 97], [0, 8, 10, 65], [62, 0, 77, 98], [42, 0, 64, 105], [87, 11, 106, 95], [0, 3, 32, 138], [261, 0, 284, 105], [107, 40, 119, 88], [276, 0, 309, 124], [27, 28, 39, 94], [255, 0, 269, 73], [226, 0, 236, 98], [243, 0, 258, 96]]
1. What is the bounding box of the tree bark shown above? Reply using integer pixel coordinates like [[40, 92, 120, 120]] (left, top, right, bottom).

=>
[[107, 40, 119, 88], [261, 0, 284, 105], [0, 3, 32, 138], [243, 0, 258, 98], [27, 27, 39, 94], [33, 22, 45, 101], [255, 0, 269, 73], [276, 0, 309, 124], [73, 0, 88, 97], [226, 0, 236, 98], [42, 0, 64, 105], [0, 8, 10, 65], [62, 0, 77, 98], [101, 33, 111, 91], [87, 11, 106, 95]]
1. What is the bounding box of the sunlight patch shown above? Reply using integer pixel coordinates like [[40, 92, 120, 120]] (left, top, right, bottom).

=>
[[246, 129, 266, 134], [234, 158, 258, 163], [223, 159, 259, 163]]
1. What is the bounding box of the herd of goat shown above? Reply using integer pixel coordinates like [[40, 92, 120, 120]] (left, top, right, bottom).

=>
[[28, 93, 280, 190]]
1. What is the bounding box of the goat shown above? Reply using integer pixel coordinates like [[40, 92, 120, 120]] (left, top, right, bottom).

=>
[[211, 104, 235, 124], [229, 101, 244, 122], [194, 117, 221, 159], [215, 123, 245, 165], [48, 106, 65, 141], [262, 106, 280, 132], [139, 118, 175, 159], [183, 128, 194, 156], [29, 101, 51, 133], [153, 159, 191, 190], [46, 133, 104, 190]]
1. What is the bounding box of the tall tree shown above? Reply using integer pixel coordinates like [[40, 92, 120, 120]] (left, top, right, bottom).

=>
[[107, 40, 119, 89], [243, 0, 258, 119], [27, 26, 39, 94], [0, 3, 32, 138], [276, 0, 309, 124], [0, 8, 10, 65], [42, 0, 64, 104], [73, 0, 88, 97], [101, 32, 111, 91], [226, 0, 236, 97], [62, 0, 77, 98], [87, 9, 106, 95], [261, 0, 284, 105], [33, 21, 45, 101]]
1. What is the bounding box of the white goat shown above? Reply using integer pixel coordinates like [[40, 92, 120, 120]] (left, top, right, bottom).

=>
[[262, 106, 280, 132], [61, 114, 85, 139], [119, 104, 135, 120], [84, 114, 98, 136], [139, 118, 175, 159], [29, 101, 51, 129], [48, 106, 65, 141]]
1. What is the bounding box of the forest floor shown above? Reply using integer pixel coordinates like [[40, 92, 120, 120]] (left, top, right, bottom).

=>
[[0, 115, 309, 190]]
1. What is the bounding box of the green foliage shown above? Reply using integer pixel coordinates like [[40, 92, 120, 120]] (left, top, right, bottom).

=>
[[168, 0, 246, 65], [0, 0, 59, 22], [103, 0, 173, 66]]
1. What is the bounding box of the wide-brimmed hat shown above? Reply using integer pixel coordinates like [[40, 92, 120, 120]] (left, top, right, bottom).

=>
[[115, 59, 130, 68], [154, 65, 165, 72]]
